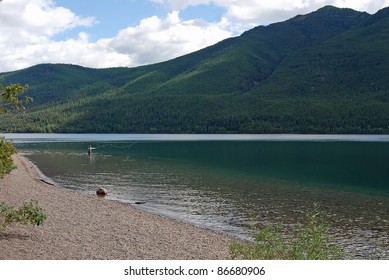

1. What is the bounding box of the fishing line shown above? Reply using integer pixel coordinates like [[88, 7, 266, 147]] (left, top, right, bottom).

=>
[[88, 142, 139, 150]]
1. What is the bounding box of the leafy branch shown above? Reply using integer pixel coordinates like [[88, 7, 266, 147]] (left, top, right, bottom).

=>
[[0, 137, 17, 176], [0, 83, 31, 113]]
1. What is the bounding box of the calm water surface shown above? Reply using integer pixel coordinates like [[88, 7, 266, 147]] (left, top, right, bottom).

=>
[[4, 134, 389, 259]]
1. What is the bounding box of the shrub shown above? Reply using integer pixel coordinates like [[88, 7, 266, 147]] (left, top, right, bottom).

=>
[[0, 137, 17, 177], [229, 205, 344, 260], [0, 200, 47, 230]]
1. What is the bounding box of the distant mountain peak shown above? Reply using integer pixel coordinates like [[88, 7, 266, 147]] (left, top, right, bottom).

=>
[[360, 5, 389, 26]]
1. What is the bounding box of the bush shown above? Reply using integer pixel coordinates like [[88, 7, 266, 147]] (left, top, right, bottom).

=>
[[229, 205, 344, 260], [0, 137, 17, 177], [0, 200, 47, 230]]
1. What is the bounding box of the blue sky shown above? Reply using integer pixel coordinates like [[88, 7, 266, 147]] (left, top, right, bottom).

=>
[[53, 0, 226, 41], [1, 0, 389, 72], [53, 0, 168, 40]]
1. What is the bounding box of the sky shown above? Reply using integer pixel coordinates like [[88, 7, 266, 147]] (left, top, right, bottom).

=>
[[1, 0, 389, 73]]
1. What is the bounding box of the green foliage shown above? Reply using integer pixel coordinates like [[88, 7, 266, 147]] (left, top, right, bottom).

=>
[[0, 137, 17, 177], [0, 83, 46, 232], [0, 6, 388, 133], [229, 205, 344, 260], [0, 200, 47, 230], [0, 82, 29, 176], [0, 83, 31, 113]]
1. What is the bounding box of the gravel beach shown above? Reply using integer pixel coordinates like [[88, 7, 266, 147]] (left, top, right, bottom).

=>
[[0, 154, 232, 260]]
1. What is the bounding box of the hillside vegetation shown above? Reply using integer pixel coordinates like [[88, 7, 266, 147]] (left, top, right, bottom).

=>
[[0, 6, 388, 133]]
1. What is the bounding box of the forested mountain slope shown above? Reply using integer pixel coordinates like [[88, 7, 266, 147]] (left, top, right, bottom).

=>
[[1, 6, 388, 133]]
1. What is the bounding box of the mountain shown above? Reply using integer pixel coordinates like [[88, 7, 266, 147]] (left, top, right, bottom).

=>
[[1, 6, 388, 133]]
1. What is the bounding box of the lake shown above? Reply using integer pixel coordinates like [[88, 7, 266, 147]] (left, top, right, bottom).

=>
[[4, 133, 389, 259]]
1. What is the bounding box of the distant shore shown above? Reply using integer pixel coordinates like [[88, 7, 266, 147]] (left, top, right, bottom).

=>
[[0, 154, 232, 260]]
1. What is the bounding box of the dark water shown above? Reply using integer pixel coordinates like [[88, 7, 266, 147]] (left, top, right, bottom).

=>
[[5, 134, 389, 259]]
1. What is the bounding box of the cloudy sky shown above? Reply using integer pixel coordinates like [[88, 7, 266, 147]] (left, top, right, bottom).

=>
[[1, 0, 389, 73]]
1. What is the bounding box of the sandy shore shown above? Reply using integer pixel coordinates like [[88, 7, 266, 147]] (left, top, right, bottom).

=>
[[0, 154, 232, 260]]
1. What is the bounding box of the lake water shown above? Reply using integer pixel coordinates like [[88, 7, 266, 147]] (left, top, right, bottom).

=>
[[4, 133, 389, 259]]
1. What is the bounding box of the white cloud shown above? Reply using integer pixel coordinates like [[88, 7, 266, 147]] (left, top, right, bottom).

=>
[[0, 0, 94, 46], [108, 11, 231, 65], [155, 0, 389, 32], [158, 0, 389, 14], [0, 32, 132, 72], [0, 0, 98, 71], [332, 0, 389, 12]]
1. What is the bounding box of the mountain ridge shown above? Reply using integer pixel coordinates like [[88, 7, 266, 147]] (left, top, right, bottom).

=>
[[1, 5, 388, 133]]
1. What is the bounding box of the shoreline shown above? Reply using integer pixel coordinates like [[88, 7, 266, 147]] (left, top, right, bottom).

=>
[[0, 154, 232, 260]]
